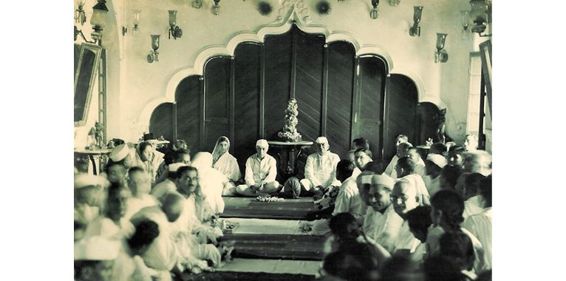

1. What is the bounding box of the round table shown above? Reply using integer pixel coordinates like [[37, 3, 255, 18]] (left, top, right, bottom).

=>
[[267, 141, 313, 179], [74, 148, 113, 175]]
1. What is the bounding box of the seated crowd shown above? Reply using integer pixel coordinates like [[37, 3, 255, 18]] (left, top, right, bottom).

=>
[[74, 134, 492, 281]]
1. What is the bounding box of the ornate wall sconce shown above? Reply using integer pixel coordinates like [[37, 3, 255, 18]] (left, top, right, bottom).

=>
[[192, 0, 203, 9], [409, 6, 423, 37], [168, 10, 183, 39], [147, 35, 160, 63], [122, 10, 141, 36], [212, 0, 221, 15], [469, 0, 491, 36], [388, 0, 400, 6], [370, 0, 379, 19], [435, 33, 448, 63], [74, 0, 108, 46]]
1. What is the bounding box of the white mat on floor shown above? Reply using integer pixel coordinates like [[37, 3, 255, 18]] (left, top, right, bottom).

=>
[[224, 218, 307, 235], [217, 258, 320, 275]]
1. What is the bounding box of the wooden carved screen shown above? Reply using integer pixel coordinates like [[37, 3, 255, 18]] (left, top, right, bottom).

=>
[[149, 25, 424, 170]]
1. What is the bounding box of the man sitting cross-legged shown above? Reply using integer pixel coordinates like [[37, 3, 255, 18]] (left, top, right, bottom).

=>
[[299, 136, 341, 199], [235, 139, 280, 196]]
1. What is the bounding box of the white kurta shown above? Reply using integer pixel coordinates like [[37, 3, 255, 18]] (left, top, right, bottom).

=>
[[384, 155, 399, 179], [398, 174, 430, 205], [462, 208, 492, 270], [195, 167, 227, 214], [213, 152, 241, 182], [303, 152, 341, 189], [363, 205, 405, 253], [333, 176, 363, 217], [74, 203, 100, 226], [244, 154, 278, 186], [151, 179, 177, 201], [125, 194, 159, 221], [463, 195, 485, 219], [84, 216, 135, 240]]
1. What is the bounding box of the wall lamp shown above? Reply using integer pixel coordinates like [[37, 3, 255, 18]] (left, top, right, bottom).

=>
[[469, 0, 491, 36], [122, 10, 141, 36], [460, 10, 470, 32], [147, 35, 160, 63], [74, 0, 108, 46], [212, 0, 221, 15], [388, 0, 400, 6], [370, 0, 379, 19], [435, 33, 448, 63], [409, 6, 423, 37], [168, 10, 183, 39], [192, 0, 203, 9]]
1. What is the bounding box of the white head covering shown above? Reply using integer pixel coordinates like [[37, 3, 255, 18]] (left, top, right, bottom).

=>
[[256, 139, 269, 148], [74, 174, 109, 189], [315, 136, 329, 145], [371, 174, 395, 190], [191, 152, 213, 170], [110, 144, 130, 162], [427, 153, 448, 168], [74, 236, 120, 260], [212, 136, 230, 163], [360, 174, 373, 185]]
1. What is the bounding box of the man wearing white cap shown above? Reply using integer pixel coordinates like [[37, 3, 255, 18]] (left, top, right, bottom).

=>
[[384, 142, 413, 179], [300, 136, 341, 197], [236, 139, 280, 196], [151, 162, 188, 200], [395, 156, 430, 205], [423, 153, 448, 197], [74, 236, 120, 281], [75, 174, 108, 225], [363, 174, 404, 253]]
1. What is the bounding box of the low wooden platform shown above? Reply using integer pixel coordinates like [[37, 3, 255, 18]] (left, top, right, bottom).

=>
[[221, 197, 317, 220], [221, 233, 326, 260]]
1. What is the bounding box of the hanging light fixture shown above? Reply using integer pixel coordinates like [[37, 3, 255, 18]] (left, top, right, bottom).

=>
[[469, 0, 491, 36], [147, 35, 160, 63], [168, 10, 183, 39], [90, 0, 109, 45], [370, 0, 379, 19], [409, 6, 423, 37], [435, 33, 448, 63], [460, 10, 470, 32], [212, 0, 221, 15], [122, 9, 141, 36]]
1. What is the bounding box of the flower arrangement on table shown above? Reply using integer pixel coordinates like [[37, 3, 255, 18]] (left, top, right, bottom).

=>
[[277, 98, 302, 142]]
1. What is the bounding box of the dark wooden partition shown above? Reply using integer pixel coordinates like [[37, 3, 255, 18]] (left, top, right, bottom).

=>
[[326, 42, 355, 158], [234, 43, 262, 169], [354, 56, 387, 160], [149, 102, 174, 142], [416, 102, 445, 145], [149, 24, 428, 170], [175, 76, 202, 153], [383, 74, 418, 161]]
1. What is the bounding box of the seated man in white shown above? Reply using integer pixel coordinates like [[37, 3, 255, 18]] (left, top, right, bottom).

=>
[[462, 175, 492, 270], [125, 167, 158, 221], [74, 174, 109, 226], [384, 141, 412, 179], [395, 156, 430, 205], [363, 174, 404, 253], [211, 136, 241, 184], [300, 136, 341, 197], [390, 179, 426, 253], [407, 147, 427, 176], [423, 153, 447, 197], [235, 139, 280, 196], [353, 148, 373, 173], [151, 163, 188, 201]]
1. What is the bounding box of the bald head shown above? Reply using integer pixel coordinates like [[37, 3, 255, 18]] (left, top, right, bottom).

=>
[[391, 180, 420, 219], [160, 192, 184, 222], [396, 142, 413, 158]]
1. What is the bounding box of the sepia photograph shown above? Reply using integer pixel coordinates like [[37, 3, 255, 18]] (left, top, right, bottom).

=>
[[72, 0, 496, 280]]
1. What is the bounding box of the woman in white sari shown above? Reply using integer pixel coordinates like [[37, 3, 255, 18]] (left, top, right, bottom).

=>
[[191, 152, 228, 214], [211, 136, 241, 183]]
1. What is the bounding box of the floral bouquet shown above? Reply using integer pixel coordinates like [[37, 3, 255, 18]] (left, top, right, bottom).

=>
[[277, 98, 302, 142]]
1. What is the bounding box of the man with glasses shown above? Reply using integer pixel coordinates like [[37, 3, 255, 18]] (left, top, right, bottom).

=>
[[300, 136, 341, 198]]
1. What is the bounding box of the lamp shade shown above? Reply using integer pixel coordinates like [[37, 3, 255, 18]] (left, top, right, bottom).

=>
[[436, 33, 447, 50], [168, 10, 177, 26], [90, 0, 109, 29]]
